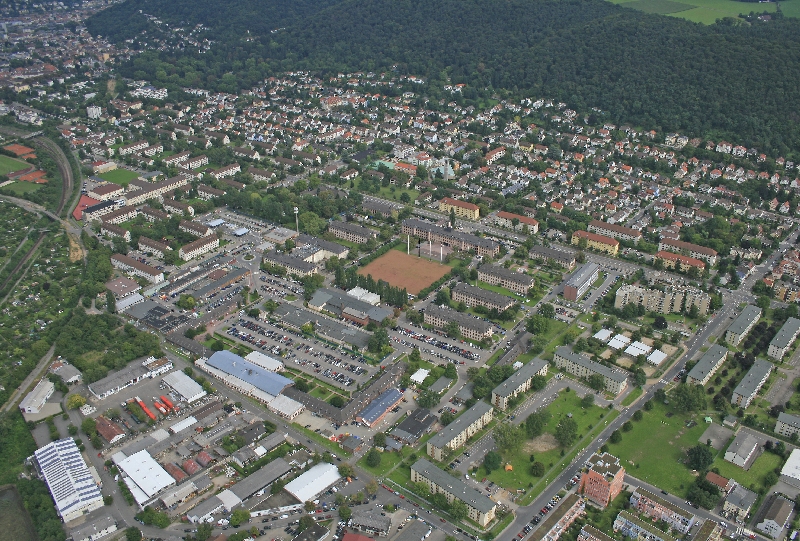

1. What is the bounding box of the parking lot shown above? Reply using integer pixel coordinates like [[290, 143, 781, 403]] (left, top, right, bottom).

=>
[[393, 326, 481, 362], [226, 316, 376, 389]]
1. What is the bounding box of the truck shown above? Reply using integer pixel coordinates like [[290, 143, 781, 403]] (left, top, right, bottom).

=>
[[153, 401, 168, 415], [135, 396, 157, 421], [160, 395, 175, 411]]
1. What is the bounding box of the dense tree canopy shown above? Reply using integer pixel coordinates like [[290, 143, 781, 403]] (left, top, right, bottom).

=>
[[89, 0, 800, 154]]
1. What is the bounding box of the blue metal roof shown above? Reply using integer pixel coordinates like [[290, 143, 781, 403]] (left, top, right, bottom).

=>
[[357, 388, 402, 425], [207, 350, 294, 396]]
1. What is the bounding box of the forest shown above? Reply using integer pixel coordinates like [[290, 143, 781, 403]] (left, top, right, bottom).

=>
[[86, 0, 800, 155]]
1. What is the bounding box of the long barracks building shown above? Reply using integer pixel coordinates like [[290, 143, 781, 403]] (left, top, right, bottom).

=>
[[402, 218, 499, 257]]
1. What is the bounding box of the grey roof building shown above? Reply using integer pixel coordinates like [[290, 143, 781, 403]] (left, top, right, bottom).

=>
[[275, 304, 371, 349], [529, 245, 576, 269], [262, 251, 318, 276], [429, 376, 453, 394], [726, 305, 762, 346], [769, 317, 800, 360], [391, 408, 437, 444], [423, 303, 493, 340], [427, 401, 493, 460], [775, 411, 800, 438], [229, 457, 292, 500], [308, 288, 392, 323], [731, 359, 773, 409], [491, 358, 549, 410], [451, 282, 515, 312], [411, 458, 496, 526], [553, 347, 627, 395], [686, 344, 728, 386], [724, 484, 758, 521]]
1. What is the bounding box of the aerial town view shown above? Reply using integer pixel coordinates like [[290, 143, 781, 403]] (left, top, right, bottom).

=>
[[3, 2, 800, 541]]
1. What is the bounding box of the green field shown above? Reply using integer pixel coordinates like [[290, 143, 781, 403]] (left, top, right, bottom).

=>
[[0, 154, 29, 176], [0, 486, 35, 541], [606, 401, 707, 494], [711, 443, 783, 490], [1, 182, 40, 195], [97, 168, 140, 186], [484, 390, 613, 492], [610, 0, 779, 23]]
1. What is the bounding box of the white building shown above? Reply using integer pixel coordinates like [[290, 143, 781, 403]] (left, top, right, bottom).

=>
[[70, 516, 118, 541], [245, 351, 284, 372], [116, 450, 176, 508], [161, 371, 207, 403], [284, 463, 341, 502], [33, 439, 104, 522], [19, 379, 54, 414]]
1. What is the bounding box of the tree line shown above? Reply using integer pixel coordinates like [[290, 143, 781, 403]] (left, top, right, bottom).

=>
[[334, 265, 408, 308]]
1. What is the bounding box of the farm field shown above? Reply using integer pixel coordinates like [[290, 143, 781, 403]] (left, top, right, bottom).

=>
[[0, 154, 29, 176], [610, 0, 778, 23], [97, 168, 140, 185], [358, 249, 450, 294]]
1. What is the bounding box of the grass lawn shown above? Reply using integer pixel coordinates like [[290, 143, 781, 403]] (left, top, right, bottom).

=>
[[291, 422, 351, 457], [285, 294, 297, 301], [621, 387, 644, 407], [484, 390, 613, 493], [618, 0, 696, 12], [466, 307, 520, 330], [98, 168, 140, 186], [0, 154, 29, 175], [357, 445, 414, 477], [477, 280, 528, 301], [711, 448, 782, 490], [375, 186, 419, 204], [605, 401, 707, 494], [2, 182, 40, 195]]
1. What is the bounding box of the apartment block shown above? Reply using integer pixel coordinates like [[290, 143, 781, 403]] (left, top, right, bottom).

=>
[[553, 347, 628, 395], [532, 494, 585, 541], [571, 230, 619, 255], [439, 197, 480, 220], [588, 220, 642, 244], [328, 221, 377, 244], [724, 485, 758, 522], [529, 245, 576, 270], [655, 251, 706, 272], [110, 254, 164, 283], [178, 220, 213, 237], [491, 359, 548, 410], [262, 251, 318, 277], [613, 511, 677, 541], [768, 317, 800, 359], [578, 525, 616, 541], [562, 263, 600, 302], [402, 219, 499, 257], [178, 236, 220, 261], [138, 237, 172, 259], [686, 344, 728, 386], [494, 211, 539, 233], [775, 412, 800, 439], [410, 459, 496, 527], [423, 304, 494, 341], [426, 401, 493, 461], [579, 453, 625, 508], [614, 284, 711, 316], [725, 305, 762, 347], [731, 359, 772, 409], [477, 263, 534, 295], [630, 488, 697, 533], [658, 238, 718, 266], [451, 282, 515, 312]]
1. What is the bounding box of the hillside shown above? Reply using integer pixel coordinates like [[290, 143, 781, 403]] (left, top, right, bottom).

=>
[[87, 0, 800, 154]]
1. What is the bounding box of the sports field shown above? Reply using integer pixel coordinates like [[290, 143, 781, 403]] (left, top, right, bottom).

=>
[[610, 0, 780, 23], [358, 250, 451, 294], [0, 155, 29, 176], [98, 168, 140, 186]]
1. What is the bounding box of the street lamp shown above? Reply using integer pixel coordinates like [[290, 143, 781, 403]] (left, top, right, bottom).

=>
[[294, 206, 299, 234]]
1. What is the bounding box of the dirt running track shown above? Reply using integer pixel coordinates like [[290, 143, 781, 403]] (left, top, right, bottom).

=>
[[358, 249, 451, 294]]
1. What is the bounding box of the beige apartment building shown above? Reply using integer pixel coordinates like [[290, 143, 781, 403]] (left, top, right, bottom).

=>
[[614, 284, 710, 316]]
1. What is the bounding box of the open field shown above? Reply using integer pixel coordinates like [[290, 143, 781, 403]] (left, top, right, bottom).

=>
[[358, 249, 450, 294], [485, 390, 613, 492], [2, 182, 40, 195], [0, 155, 29, 176], [97, 168, 140, 186], [711, 443, 783, 490], [610, 0, 778, 23], [606, 401, 706, 494], [0, 486, 35, 541]]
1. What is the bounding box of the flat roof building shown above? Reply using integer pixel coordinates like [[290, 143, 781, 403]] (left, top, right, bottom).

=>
[[779, 449, 800, 489], [19, 379, 54, 414], [726, 305, 762, 347], [162, 371, 207, 403], [732, 359, 773, 409], [32, 438, 104, 522], [427, 401, 493, 461], [562, 263, 600, 302], [769, 317, 800, 360], [553, 347, 627, 395], [200, 350, 294, 403], [88, 356, 173, 399], [117, 450, 176, 508], [580, 453, 625, 508], [245, 351, 284, 372], [686, 344, 728, 386], [411, 458, 496, 527], [69, 516, 117, 541], [308, 288, 392, 324]]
